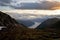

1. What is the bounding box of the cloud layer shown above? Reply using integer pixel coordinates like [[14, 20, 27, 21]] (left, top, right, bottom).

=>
[[0, 0, 11, 6], [0, 0, 60, 10]]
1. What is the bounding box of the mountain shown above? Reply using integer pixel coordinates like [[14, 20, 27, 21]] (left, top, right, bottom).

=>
[[0, 11, 60, 40], [17, 20, 35, 27], [0, 11, 26, 28], [36, 18, 60, 30], [0, 11, 27, 40]]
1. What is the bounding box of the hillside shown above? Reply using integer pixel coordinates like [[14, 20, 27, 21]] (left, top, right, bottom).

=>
[[0, 11, 60, 40]]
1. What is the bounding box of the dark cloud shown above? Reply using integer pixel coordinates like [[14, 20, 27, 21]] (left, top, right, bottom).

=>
[[10, 3, 40, 9], [10, 1, 60, 10], [0, 0, 11, 3], [0, 2, 8, 6], [0, 0, 60, 10], [0, 0, 12, 6]]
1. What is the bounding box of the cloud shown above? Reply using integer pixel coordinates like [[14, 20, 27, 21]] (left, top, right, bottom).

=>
[[0, 0, 60, 10], [10, 1, 60, 10], [0, 0, 12, 6], [0, 0, 11, 3]]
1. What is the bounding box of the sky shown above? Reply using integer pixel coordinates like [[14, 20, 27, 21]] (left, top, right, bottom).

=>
[[0, 0, 60, 10]]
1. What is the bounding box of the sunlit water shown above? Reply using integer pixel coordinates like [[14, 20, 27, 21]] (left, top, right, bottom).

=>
[[1, 9, 60, 28]]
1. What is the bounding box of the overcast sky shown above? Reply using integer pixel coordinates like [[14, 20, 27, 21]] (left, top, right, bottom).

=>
[[0, 0, 60, 10]]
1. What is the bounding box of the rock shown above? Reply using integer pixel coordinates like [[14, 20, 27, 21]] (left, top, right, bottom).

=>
[[36, 18, 60, 29]]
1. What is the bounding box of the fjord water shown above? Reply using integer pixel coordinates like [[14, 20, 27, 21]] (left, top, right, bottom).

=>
[[2, 9, 60, 28]]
